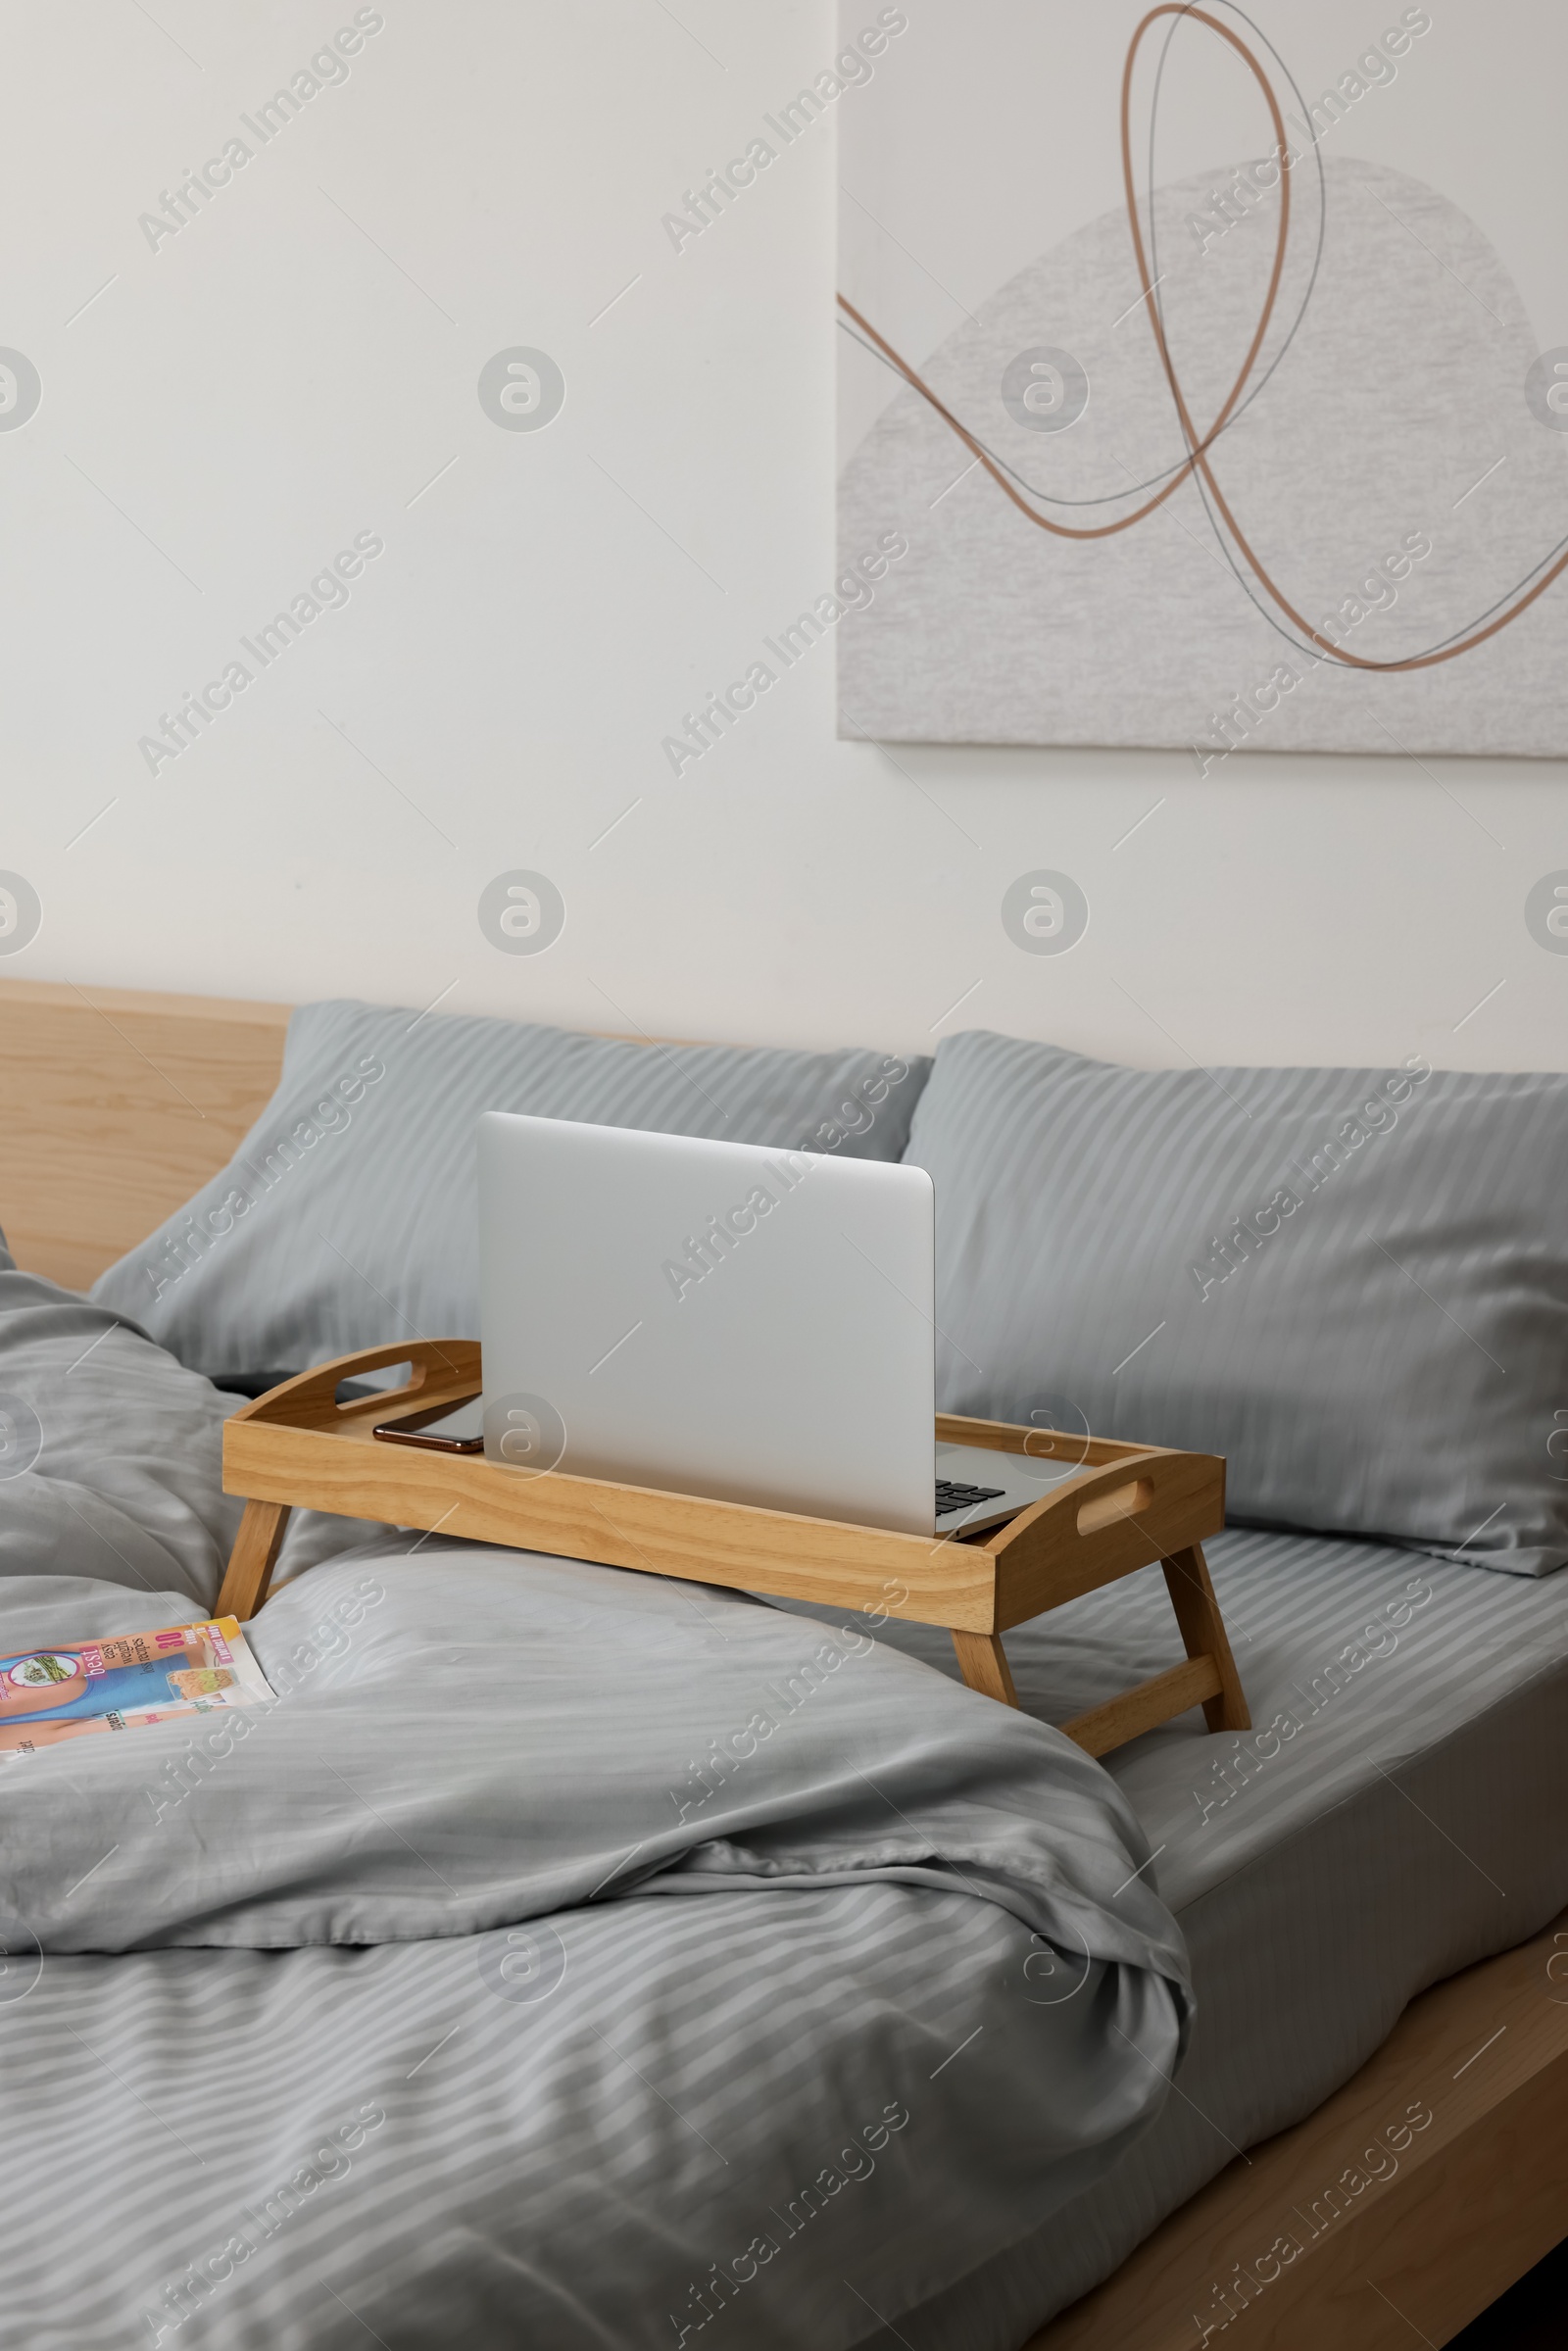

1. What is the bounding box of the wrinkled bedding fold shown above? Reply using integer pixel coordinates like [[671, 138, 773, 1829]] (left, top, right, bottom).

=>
[[6, 1550, 1190, 1997], [0, 1249, 1192, 2348]]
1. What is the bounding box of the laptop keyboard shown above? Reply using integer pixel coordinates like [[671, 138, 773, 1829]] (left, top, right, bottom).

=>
[[934, 1478, 1006, 1518]]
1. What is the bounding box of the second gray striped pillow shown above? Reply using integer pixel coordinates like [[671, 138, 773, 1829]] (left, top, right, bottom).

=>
[[904, 1029, 1568, 1576]]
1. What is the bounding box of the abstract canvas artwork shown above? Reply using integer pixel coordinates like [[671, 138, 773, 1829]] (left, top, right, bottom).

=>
[[835, 1, 1568, 758]]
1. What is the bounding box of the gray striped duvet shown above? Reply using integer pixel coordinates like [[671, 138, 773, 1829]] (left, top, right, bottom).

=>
[[1, 1230, 1192, 2349], [1, 1548, 1188, 2351]]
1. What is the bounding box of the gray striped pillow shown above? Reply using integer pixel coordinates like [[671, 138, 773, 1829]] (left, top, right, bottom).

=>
[[904, 1030, 1568, 1575], [92, 1002, 929, 1381]]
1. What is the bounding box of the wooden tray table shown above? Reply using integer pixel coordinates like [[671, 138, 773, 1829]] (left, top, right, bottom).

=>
[[217, 1341, 1249, 1758]]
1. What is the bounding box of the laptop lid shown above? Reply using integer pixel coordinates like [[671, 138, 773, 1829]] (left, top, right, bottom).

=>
[[478, 1113, 936, 1534]]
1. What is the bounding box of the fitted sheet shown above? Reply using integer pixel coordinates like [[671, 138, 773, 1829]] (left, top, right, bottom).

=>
[[797, 1523, 1568, 2345]]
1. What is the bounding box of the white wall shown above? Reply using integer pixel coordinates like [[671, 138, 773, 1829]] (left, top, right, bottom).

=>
[[3, 0, 1564, 1068]]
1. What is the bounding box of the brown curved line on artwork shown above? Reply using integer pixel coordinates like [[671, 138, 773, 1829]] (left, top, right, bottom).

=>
[[1123, 5, 1567, 669], [841, 2, 1568, 673], [842, 5, 1291, 546]]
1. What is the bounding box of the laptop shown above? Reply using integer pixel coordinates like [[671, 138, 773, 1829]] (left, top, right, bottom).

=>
[[476, 1113, 1083, 1538]]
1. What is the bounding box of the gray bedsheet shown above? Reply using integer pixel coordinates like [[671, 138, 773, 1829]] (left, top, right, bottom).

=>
[[788, 1524, 1568, 2344], [0, 1542, 1189, 2351]]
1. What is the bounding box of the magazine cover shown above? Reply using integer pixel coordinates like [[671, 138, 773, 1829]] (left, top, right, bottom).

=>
[[0, 1616, 275, 1756]]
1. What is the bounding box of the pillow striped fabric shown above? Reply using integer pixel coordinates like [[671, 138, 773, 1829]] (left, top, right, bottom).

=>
[[92, 1001, 928, 1382], [904, 1029, 1568, 1575]]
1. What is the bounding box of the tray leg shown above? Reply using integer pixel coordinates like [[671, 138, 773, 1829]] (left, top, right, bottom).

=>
[[217, 1499, 292, 1622], [1160, 1543, 1250, 1734], [952, 1631, 1019, 1708]]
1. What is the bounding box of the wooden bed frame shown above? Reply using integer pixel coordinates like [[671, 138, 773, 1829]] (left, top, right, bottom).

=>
[[2, 974, 1563, 2347]]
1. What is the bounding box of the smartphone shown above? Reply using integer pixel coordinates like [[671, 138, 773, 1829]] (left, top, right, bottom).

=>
[[372, 1397, 486, 1453]]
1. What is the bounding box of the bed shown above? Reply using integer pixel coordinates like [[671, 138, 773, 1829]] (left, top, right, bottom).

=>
[[1, 976, 1565, 2350]]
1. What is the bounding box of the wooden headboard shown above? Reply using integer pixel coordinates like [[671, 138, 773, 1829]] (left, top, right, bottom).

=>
[[0, 979, 291, 1290]]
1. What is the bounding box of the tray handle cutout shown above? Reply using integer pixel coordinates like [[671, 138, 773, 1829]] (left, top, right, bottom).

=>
[[1076, 1476, 1153, 1537]]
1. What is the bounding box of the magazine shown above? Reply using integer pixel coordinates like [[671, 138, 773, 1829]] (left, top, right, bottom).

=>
[[0, 1616, 275, 1756]]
